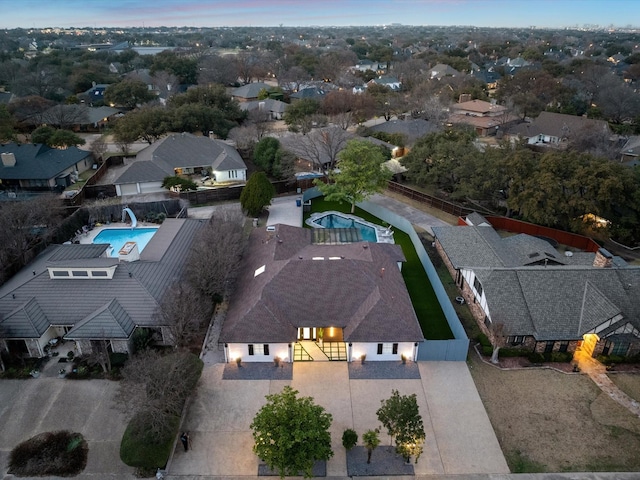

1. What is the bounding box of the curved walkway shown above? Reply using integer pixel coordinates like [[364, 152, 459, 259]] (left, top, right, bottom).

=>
[[574, 349, 640, 418]]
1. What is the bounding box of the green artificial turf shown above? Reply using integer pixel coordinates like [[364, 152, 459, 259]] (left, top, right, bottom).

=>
[[305, 198, 453, 339]]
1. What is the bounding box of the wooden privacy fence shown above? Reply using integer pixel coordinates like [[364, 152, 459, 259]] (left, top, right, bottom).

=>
[[386, 181, 473, 218], [484, 216, 600, 252]]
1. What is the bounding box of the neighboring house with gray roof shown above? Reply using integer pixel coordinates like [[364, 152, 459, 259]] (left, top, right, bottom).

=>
[[433, 214, 640, 358], [0, 218, 204, 359], [0, 143, 93, 190], [113, 132, 246, 196], [368, 118, 440, 146], [508, 111, 611, 149], [37, 104, 121, 131], [619, 135, 640, 165], [231, 82, 272, 102], [220, 224, 424, 363], [239, 98, 288, 120]]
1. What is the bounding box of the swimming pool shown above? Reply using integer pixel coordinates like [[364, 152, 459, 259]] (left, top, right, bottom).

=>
[[93, 228, 159, 257], [306, 211, 394, 243]]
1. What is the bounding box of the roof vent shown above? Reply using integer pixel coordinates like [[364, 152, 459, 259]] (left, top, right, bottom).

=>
[[266, 226, 276, 232], [565, 251, 574, 257]]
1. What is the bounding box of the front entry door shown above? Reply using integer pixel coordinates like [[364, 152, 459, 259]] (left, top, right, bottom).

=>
[[298, 327, 316, 341]]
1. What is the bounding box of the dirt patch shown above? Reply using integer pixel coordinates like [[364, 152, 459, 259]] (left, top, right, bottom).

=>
[[469, 353, 640, 473]]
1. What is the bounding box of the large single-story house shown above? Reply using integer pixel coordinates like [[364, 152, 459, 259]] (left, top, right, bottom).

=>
[[219, 224, 424, 363], [0, 218, 204, 359], [0, 143, 93, 190], [113, 132, 247, 197], [38, 105, 121, 131], [433, 213, 640, 358], [508, 111, 611, 148]]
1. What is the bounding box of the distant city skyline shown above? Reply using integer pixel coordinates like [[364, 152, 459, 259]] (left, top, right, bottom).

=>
[[1, 0, 638, 30]]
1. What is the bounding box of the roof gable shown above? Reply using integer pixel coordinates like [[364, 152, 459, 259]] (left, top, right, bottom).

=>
[[0, 298, 49, 338], [65, 299, 135, 339]]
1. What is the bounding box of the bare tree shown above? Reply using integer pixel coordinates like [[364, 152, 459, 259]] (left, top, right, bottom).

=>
[[281, 126, 350, 171], [0, 195, 63, 283], [246, 107, 273, 139], [90, 135, 108, 163], [488, 322, 508, 364], [86, 338, 112, 373], [41, 104, 89, 130], [155, 282, 211, 349], [185, 210, 246, 303], [116, 349, 202, 436], [228, 124, 261, 153], [198, 54, 239, 86]]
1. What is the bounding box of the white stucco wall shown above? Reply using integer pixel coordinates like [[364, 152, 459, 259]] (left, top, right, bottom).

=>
[[225, 342, 291, 363], [349, 341, 418, 362]]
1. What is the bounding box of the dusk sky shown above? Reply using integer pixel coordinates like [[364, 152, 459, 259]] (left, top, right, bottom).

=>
[[1, 0, 638, 30]]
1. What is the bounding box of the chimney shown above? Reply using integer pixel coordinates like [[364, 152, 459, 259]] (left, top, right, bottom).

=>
[[459, 93, 472, 103], [1, 152, 16, 167], [593, 248, 613, 268]]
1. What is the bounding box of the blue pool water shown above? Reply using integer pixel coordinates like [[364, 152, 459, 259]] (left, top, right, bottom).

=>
[[93, 228, 159, 257], [313, 214, 378, 242]]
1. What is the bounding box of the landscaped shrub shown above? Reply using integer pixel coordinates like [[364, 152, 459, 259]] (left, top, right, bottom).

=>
[[110, 352, 129, 369], [498, 347, 530, 358], [8, 431, 88, 476], [597, 354, 628, 365], [482, 345, 493, 356], [528, 352, 545, 364], [120, 412, 179, 469], [342, 428, 358, 450], [546, 351, 573, 363], [477, 333, 491, 348]]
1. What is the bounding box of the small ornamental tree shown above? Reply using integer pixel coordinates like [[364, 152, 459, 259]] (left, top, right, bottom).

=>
[[240, 171, 275, 217], [314, 139, 392, 213], [376, 389, 425, 464], [362, 428, 380, 464], [251, 386, 333, 478]]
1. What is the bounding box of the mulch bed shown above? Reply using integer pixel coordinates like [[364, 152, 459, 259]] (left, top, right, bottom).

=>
[[347, 446, 415, 476]]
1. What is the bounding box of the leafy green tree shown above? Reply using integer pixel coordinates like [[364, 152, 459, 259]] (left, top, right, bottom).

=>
[[31, 126, 84, 148], [161, 176, 198, 192], [362, 429, 380, 464], [104, 79, 155, 108], [172, 103, 237, 139], [376, 390, 425, 464], [48, 129, 85, 148], [250, 386, 333, 479], [113, 106, 171, 145], [151, 50, 198, 84], [253, 137, 280, 174], [315, 139, 392, 213], [240, 171, 275, 217], [283, 99, 320, 134]]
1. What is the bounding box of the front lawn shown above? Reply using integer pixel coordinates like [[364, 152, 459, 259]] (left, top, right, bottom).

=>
[[305, 198, 452, 339]]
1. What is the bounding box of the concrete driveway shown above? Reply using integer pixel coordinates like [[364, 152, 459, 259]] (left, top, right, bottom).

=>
[[0, 378, 136, 480], [169, 361, 509, 477]]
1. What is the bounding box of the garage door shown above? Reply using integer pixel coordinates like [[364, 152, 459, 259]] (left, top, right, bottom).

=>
[[119, 183, 139, 196]]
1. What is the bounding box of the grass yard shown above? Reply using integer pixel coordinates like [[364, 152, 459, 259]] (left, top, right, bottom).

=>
[[305, 197, 452, 339], [469, 353, 640, 473]]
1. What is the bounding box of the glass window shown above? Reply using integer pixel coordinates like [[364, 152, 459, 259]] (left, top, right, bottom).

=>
[[248, 344, 254, 356]]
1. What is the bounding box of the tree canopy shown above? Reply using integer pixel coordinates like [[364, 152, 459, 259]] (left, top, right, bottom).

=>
[[250, 386, 333, 478], [240, 171, 275, 217], [376, 389, 425, 464], [315, 139, 392, 213], [104, 79, 155, 109]]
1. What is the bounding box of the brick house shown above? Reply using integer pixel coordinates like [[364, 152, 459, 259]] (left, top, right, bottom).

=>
[[433, 213, 640, 358]]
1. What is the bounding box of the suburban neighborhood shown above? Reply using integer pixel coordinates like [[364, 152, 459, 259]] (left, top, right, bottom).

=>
[[1, 6, 640, 479]]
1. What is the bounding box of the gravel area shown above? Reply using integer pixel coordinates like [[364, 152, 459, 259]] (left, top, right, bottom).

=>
[[222, 362, 293, 380], [348, 361, 421, 379], [346, 446, 415, 476]]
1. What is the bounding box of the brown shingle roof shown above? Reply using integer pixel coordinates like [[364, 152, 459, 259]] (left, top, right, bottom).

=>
[[220, 224, 423, 344]]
